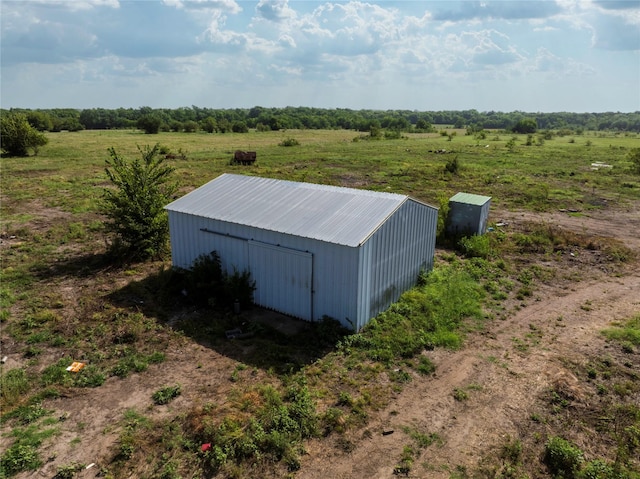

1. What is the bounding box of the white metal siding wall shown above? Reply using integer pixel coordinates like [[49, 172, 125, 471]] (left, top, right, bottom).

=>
[[248, 241, 313, 320], [168, 211, 360, 329], [311, 243, 359, 329], [357, 200, 438, 330]]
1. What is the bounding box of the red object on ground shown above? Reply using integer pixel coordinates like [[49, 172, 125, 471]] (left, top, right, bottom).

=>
[[201, 443, 212, 452]]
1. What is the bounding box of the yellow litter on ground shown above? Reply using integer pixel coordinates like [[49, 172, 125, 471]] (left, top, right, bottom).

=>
[[66, 362, 86, 372]]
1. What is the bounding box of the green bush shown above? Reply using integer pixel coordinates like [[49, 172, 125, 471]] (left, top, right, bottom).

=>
[[0, 443, 42, 476], [279, 137, 300, 147], [578, 460, 615, 479], [544, 436, 584, 478], [74, 365, 106, 388], [110, 352, 160, 378], [435, 195, 451, 245], [54, 462, 84, 479], [444, 156, 460, 174], [415, 356, 436, 375], [0, 112, 48, 156], [458, 235, 492, 259], [152, 385, 182, 405], [137, 114, 162, 134], [175, 251, 255, 309], [3, 402, 51, 425], [223, 267, 256, 309], [339, 263, 484, 362], [199, 381, 318, 473], [102, 144, 178, 260], [1, 368, 30, 407]]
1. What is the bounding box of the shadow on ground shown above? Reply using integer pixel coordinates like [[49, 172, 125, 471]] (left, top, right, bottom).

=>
[[106, 266, 351, 375]]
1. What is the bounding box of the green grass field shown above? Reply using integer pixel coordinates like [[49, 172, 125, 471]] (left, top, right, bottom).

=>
[[2, 128, 638, 220], [1, 128, 639, 478]]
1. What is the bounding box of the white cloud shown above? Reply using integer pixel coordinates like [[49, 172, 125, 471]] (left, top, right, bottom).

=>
[[590, 3, 640, 50], [163, 0, 241, 13], [430, 1, 563, 22], [0, 0, 637, 111], [255, 0, 296, 22], [29, 0, 120, 10]]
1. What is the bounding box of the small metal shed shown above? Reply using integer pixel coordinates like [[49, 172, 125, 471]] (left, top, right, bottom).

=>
[[165, 174, 439, 331], [447, 192, 492, 236]]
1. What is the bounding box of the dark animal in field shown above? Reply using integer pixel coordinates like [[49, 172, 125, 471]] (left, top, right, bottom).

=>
[[232, 150, 257, 165]]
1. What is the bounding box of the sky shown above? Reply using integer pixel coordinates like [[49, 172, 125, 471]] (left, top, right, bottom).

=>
[[1, 0, 639, 112]]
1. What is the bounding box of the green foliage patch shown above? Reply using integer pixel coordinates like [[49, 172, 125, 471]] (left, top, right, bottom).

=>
[[0, 112, 48, 157], [102, 143, 178, 260], [339, 262, 484, 363], [602, 314, 640, 349], [152, 384, 182, 405]]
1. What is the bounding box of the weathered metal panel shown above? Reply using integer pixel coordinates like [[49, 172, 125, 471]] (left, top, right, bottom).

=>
[[248, 241, 312, 320], [447, 192, 492, 236], [165, 173, 406, 247], [168, 210, 360, 328], [449, 192, 491, 206], [357, 199, 439, 330]]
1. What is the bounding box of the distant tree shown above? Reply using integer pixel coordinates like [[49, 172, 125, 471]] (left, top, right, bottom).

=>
[[137, 114, 162, 134], [231, 121, 248, 133], [415, 118, 434, 132], [169, 120, 183, 132], [512, 118, 538, 134], [1, 112, 49, 156], [26, 111, 53, 131], [102, 144, 178, 260], [200, 117, 217, 133], [217, 118, 232, 133], [506, 137, 518, 152], [183, 120, 199, 133]]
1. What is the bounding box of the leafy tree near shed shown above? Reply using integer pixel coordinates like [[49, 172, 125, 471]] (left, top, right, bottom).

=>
[[102, 144, 178, 260], [0, 112, 49, 156]]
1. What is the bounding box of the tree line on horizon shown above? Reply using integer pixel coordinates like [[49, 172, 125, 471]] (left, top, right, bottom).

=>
[[2, 106, 639, 134]]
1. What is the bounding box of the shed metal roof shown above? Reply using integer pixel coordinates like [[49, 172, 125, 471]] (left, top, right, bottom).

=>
[[450, 192, 492, 206], [166, 174, 432, 247]]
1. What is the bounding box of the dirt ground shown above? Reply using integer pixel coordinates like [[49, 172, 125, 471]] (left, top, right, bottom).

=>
[[296, 206, 640, 479], [4, 204, 640, 479]]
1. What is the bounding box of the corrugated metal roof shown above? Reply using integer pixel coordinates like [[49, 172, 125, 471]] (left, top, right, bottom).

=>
[[450, 192, 491, 206], [166, 174, 420, 247]]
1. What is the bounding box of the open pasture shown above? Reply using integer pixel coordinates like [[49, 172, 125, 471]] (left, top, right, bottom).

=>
[[2, 128, 639, 220], [1, 128, 639, 479]]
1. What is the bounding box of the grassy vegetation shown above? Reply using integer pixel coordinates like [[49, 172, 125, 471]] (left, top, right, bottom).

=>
[[1, 128, 638, 477]]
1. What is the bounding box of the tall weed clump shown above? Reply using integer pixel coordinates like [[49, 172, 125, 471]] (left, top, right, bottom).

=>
[[458, 234, 493, 259], [172, 251, 256, 309], [193, 380, 318, 474], [339, 262, 484, 361], [1, 368, 31, 408], [435, 194, 450, 245]]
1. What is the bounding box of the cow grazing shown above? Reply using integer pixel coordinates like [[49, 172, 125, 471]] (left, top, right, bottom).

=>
[[232, 150, 257, 165]]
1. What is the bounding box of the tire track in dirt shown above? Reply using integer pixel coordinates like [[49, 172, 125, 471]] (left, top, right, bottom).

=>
[[297, 271, 640, 479]]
